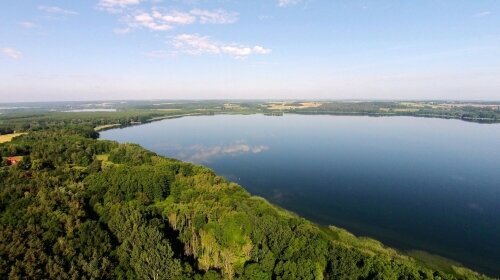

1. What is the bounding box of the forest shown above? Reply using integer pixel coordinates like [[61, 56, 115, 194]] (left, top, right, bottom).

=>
[[0, 125, 491, 279]]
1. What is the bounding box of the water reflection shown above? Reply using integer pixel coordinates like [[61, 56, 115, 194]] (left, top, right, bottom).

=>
[[156, 141, 270, 163]]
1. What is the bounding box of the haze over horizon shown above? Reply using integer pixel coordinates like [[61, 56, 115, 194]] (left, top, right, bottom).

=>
[[1, 0, 500, 102]]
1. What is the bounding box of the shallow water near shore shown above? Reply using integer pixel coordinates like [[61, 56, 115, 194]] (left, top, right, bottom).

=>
[[101, 114, 500, 276]]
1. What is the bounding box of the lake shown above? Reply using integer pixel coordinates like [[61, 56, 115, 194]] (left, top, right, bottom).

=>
[[100, 114, 500, 276]]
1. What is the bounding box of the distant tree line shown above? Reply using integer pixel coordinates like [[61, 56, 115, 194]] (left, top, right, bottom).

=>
[[1, 101, 497, 135]]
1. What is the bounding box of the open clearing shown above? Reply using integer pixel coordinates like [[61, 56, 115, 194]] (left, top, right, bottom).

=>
[[266, 102, 323, 110], [94, 124, 121, 131], [153, 109, 182, 111], [96, 154, 109, 162], [0, 133, 26, 143]]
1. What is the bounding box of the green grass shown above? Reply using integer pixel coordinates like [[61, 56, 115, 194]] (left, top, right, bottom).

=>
[[328, 226, 402, 259], [96, 154, 109, 162], [408, 250, 462, 274]]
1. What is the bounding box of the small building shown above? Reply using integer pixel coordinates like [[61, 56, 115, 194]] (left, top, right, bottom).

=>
[[5, 156, 22, 166]]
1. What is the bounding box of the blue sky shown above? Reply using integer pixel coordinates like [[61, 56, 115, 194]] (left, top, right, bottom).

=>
[[1, 0, 499, 102]]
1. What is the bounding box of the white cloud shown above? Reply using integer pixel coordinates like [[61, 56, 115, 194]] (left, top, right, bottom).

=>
[[98, 4, 260, 58], [1, 48, 23, 60], [221, 45, 271, 58], [133, 12, 172, 30], [277, 0, 301, 7], [473, 11, 491, 18], [98, 0, 142, 13], [252, 46, 272, 55], [122, 8, 237, 32], [221, 46, 253, 57], [38, 5, 78, 15], [171, 34, 271, 59], [171, 34, 220, 55], [190, 9, 238, 24], [19, 21, 36, 28], [221, 46, 271, 58], [152, 10, 196, 25]]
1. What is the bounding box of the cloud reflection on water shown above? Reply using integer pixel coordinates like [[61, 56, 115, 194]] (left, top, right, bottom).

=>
[[155, 141, 269, 163]]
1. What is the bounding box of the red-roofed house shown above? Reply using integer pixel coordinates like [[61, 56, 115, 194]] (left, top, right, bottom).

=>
[[5, 156, 22, 166]]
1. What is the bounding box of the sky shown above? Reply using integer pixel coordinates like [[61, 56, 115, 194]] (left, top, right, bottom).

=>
[[0, 0, 500, 102]]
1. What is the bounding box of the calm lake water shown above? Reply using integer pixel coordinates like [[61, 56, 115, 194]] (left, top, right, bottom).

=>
[[101, 115, 500, 276]]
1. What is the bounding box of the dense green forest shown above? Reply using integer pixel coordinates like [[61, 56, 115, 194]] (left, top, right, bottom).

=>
[[0, 126, 490, 279]]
